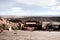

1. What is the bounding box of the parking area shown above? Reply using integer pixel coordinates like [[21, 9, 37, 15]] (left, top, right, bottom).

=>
[[0, 30, 60, 40]]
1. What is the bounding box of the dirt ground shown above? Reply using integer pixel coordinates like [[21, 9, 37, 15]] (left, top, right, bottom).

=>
[[0, 30, 60, 40]]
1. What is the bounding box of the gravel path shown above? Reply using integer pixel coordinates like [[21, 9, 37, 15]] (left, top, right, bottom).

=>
[[0, 30, 60, 40]]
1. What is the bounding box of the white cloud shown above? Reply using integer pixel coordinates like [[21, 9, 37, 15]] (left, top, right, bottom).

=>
[[51, 6, 60, 10], [45, 12, 60, 15], [0, 7, 29, 16], [0, 7, 60, 16], [0, 1, 14, 9], [13, 0, 57, 6], [32, 11, 60, 16], [0, 0, 60, 16], [44, 5, 60, 11]]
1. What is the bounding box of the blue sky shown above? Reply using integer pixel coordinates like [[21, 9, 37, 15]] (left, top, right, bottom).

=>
[[0, 0, 60, 16]]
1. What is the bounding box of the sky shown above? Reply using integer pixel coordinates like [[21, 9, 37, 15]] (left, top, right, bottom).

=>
[[0, 0, 60, 16]]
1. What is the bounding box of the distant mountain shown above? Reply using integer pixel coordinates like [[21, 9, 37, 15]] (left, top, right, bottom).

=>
[[0, 15, 25, 18], [0, 15, 60, 22], [19, 17, 60, 22], [0, 15, 60, 18]]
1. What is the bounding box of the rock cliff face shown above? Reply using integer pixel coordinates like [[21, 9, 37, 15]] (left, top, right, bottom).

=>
[[0, 17, 19, 28], [0, 16, 60, 30]]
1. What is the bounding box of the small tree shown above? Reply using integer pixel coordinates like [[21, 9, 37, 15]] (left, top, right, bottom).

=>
[[1, 24, 8, 30], [46, 23, 53, 31]]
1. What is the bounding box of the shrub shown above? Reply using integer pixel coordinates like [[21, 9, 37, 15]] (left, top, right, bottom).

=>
[[46, 23, 53, 30], [12, 26, 19, 30], [0, 24, 9, 30]]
